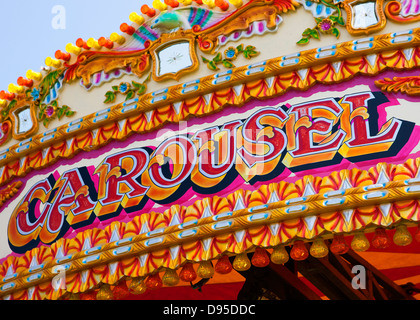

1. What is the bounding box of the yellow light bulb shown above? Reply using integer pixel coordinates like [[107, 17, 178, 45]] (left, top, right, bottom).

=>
[[128, 277, 147, 294], [26, 70, 43, 81], [110, 33, 126, 45], [228, 0, 242, 7], [45, 57, 61, 68], [393, 224, 413, 246], [351, 232, 370, 252], [162, 268, 180, 286], [129, 12, 145, 25], [232, 253, 251, 271], [7, 83, 24, 94], [270, 245, 289, 264], [87, 38, 101, 50], [65, 43, 82, 55], [197, 260, 215, 279], [96, 284, 114, 300], [178, 0, 193, 4], [309, 239, 329, 258], [202, 0, 216, 8], [152, 0, 167, 11]]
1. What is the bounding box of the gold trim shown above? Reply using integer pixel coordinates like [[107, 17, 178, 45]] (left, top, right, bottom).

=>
[[149, 31, 199, 82], [343, 0, 387, 36], [9, 104, 38, 140]]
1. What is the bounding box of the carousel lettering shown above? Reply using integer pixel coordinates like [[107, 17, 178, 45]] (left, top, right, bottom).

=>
[[8, 91, 415, 252]]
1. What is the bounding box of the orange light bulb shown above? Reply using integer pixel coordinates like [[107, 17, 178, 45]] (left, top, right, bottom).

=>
[[372, 227, 391, 249], [251, 247, 270, 267], [112, 280, 130, 300], [141, 5, 156, 17], [120, 23, 135, 35], [290, 241, 309, 261], [145, 273, 163, 290], [330, 234, 349, 255], [179, 263, 197, 282], [215, 255, 232, 274], [80, 291, 97, 300]]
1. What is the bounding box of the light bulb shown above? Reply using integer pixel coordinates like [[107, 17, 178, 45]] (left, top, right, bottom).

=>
[[330, 234, 349, 255], [290, 241, 309, 261], [197, 261, 215, 279], [145, 273, 163, 290], [162, 268, 180, 286], [214, 255, 232, 274], [393, 224, 412, 246], [372, 227, 391, 249], [112, 280, 130, 300], [232, 253, 251, 271], [310, 239, 329, 258], [179, 262, 197, 282], [128, 277, 147, 295], [251, 247, 270, 267], [96, 284, 113, 300], [270, 245, 289, 264], [351, 232, 370, 252]]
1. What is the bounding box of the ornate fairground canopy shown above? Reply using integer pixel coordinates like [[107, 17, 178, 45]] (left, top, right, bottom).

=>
[[2, 0, 420, 301]]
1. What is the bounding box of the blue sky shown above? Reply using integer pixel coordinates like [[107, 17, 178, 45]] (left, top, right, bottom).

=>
[[0, 0, 152, 91]]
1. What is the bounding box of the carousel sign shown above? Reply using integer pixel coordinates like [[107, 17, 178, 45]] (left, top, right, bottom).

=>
[[8, 90, 414, 252]]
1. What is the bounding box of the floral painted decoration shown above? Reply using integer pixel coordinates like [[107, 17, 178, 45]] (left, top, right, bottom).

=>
[[104, 75, 151, 104], [297, 0, 344, 44], [38, 100, 74, 128], [202, 44, 259, 71]]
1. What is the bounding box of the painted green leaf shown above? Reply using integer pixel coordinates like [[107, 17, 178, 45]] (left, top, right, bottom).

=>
[[297, 37, 310, 45], [213, 52, 222, 63], [337, 16, 345, 26], [39, 70, 62, 96], [236, 44, 244, 53], [125, 90, 135, 100], [332, 27, 340, 38], [57, 108, 64, 119], [112, 86, 119, 92], [43, 118, 50, 127], [58, 105, 70, 119], [66, 110, 75, 117], [104, 91, 115, 103], [310, 29, 320, 39], [208, 60, 219, 71], [137, 84, 147, 96], [201, 56, 210, 63], [244, 47, 259, 59], [222, 60, 235, 68], [329, 15, 338, 22], [2, 100, 16, 118], [302, 28, 314, 36], [131, 81, 141, 89]]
